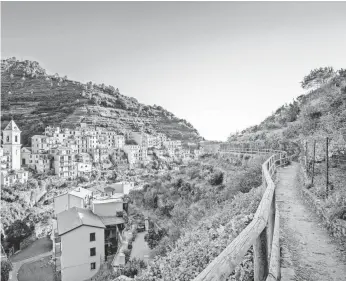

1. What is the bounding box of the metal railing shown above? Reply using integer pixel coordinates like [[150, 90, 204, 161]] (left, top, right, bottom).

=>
[[194, 146, 289, 281]]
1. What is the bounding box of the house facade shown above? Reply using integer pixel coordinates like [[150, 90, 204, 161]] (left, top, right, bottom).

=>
[[55, 208, 105, 281]]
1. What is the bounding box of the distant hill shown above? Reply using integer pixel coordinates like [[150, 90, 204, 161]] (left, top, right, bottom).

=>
[[1, 57, 203, 146], [228, 67, 346, 157]]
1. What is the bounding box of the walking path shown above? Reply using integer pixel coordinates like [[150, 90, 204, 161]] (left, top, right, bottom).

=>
[[276, 162, 346, 281], [130, 231, 152, 260], [9, 251, 52, 281]]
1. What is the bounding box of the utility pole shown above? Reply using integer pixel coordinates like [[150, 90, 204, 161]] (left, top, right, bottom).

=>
[[326, 137, 329, 198], [311, 140, 316, 186]]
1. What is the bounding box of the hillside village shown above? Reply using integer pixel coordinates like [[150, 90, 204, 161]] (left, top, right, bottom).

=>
[[0, 105, 207, 281]]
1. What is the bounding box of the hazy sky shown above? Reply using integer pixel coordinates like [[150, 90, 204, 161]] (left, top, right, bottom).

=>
[[2, 2, 346, 140]]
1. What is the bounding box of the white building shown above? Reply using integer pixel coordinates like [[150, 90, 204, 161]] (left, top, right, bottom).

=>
[[1, 169, 28, 187], [56, 208, 105, 281], [2, 120, 22, 170], [50, 147, 77, 179], [54, 187, 92, 215], [123, 145, 148, 167], [53, 196, 127, 281], [112, 181, 135, 195], [20, 147, 32, 166]]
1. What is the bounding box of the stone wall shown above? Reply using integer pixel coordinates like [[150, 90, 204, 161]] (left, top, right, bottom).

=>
[[297, 162, 346, 240]]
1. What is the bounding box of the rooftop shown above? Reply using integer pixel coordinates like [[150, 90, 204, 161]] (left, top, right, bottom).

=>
[[57, 207, 105, 236], [93, 197, 123, 204], [99, 216, 125, 226], [4, 120, 21, 132], [69, 187, 93, 199]]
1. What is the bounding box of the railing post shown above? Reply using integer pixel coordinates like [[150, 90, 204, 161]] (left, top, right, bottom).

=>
[[266, 196, 275, 262], [253, 229, 268, 281], [262, 170, 267, 188]]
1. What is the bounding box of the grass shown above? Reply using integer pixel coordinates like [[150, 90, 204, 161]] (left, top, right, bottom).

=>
[[11, 237, 52, 262], [17, 256, 54, 281]]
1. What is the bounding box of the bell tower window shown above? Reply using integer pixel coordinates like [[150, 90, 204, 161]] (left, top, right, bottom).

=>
[[6, 136, 9, 142], [15, 136, 18, 142]]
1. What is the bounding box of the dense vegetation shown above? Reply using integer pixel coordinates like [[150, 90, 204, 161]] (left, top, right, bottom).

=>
[[92, 154, 263, 281], [1, 57, 202, 146], [91, 154, 266, 281]]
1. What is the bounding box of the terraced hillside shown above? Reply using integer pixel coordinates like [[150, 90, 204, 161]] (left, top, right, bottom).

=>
[[1, 58, 202, 146]]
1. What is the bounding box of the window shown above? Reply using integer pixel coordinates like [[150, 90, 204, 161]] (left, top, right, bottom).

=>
[[15, 136, 18, 142], [90, 247, 96, 256], [90, 232, 95, 241], [90, 262, 96, 270], [6, 136, 9, 142]]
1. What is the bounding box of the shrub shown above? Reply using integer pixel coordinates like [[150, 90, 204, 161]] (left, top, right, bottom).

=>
[[5, 219, 34, 249], [132, 229, 138, 240], [1, 260, 12, 281], [144, 228, 167, 249], [208, 170, 224, 186], [123, 249, 131, 263]]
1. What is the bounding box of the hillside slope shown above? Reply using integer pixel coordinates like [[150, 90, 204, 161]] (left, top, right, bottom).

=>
[[1, 57, 202, 146], [228, 67, 346, 156]]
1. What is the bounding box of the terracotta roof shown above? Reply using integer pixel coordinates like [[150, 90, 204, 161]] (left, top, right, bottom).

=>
[[57, 207, 105, 235]]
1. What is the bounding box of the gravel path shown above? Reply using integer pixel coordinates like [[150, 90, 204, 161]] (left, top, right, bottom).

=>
[[276, 162, 346, 281]]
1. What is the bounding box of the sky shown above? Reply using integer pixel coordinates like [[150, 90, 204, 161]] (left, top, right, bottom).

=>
[[2, 2, 346, 141]]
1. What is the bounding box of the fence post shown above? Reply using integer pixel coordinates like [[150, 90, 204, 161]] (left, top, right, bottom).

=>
[[326, 137, 329, 197], [305, 140, 308, 168], [254, 229, 268, 281], [311, 140, 316, 186], [266, 198, 275, 261]]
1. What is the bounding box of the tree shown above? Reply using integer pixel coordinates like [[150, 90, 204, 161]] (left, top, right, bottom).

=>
[[87, 82, 94, 90], [1, 260, 12, 281], [338, 68, 346, 78], [301, 67, 336, 90], [159, 200, 175, 217], [144, 228, 167, 249], [208, 170, 224, 186], [5, 220, 34, 249], [116, 98, 127, 110], [27, 178, 39, 189], [91, 96, 100, 106], [108, 85, 115, 93]]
